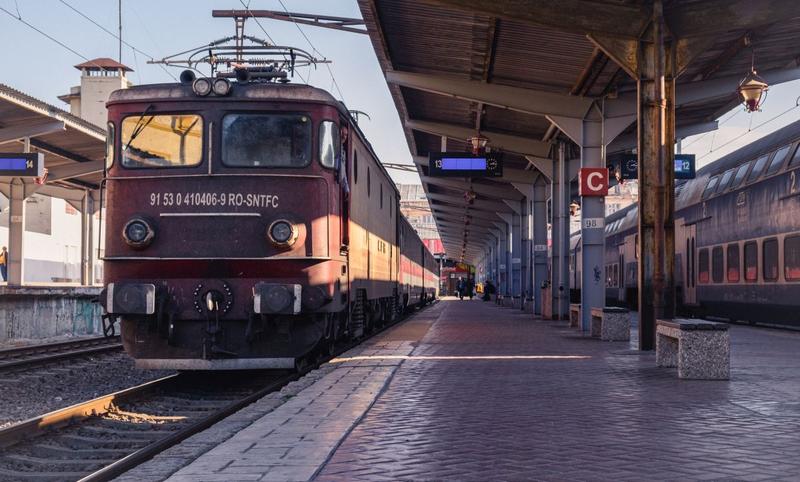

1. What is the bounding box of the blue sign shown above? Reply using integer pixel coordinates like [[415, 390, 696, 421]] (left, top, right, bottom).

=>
[[607, 153, 695, 180], [429, 152, 502, 177], [0, 153, 44, 177]]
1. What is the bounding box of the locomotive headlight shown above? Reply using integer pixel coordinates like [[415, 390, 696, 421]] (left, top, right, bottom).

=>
[[268, 219, 297, 247], [212, 78, 232, 96], [123, 217, 155, 248], [192, 78, 212, 96]]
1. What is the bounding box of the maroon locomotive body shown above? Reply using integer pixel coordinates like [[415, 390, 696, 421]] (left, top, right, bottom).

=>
[[102, 79, 438, 370]]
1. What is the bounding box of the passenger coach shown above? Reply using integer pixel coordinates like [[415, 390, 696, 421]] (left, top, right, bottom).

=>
[[571, 119, 800, 328]]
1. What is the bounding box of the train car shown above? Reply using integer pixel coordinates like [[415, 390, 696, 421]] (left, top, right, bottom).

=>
[[572, 119, 800, 328], [101, 71, 437, 370]]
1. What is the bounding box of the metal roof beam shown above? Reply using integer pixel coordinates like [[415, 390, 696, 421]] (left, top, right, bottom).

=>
[[665, 1, 800, 38], [424, 0, 647, 37], [431, 204, 504, 222], [425, 192, 513, 213], [387, 71, 593, 119], [46, 160, 104, 182], [437, 216, 496, 229], [422, 176, 523, 201], [0, 121, 65, 145], [606, 65, 800, 118], [406, 119, 551, 157]]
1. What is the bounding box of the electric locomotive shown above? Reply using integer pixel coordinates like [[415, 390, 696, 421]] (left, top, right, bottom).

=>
[[101, 43, 437, 370]]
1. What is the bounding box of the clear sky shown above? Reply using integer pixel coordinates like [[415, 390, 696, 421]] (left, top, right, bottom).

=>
[[1, 0, 799, 183]]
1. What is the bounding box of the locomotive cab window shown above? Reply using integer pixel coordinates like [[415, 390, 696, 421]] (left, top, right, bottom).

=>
[[106, 122, 115, 168], [121, 114, 202, 168], [319, 120, 340, 169], [744, 241, 758, 282], [222, 114, 311, 167], [785, 235, 800, 281], [763, 238, 778, 282]]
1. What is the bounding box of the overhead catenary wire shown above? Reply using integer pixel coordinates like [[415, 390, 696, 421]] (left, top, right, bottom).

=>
[[0, 5, 107, 72], [56, 0, 177, 81], [275, 0, 347, 103], [697, 98, 800, 161]]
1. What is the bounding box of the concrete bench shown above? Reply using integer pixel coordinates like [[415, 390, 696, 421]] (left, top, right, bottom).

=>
[[656, 318, 730, 380], [569, 304, 581, 328], [590, 307, 630, 341]]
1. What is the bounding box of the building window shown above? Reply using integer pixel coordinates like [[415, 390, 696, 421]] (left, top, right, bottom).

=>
[[727, 244, 740, 282], [698, 248, 709, 284], [712, 246, 724, 283], [766, 145, 791, 176], [731, 161, 751, 189], [763, 238, 778, 281], [353, 151, 358, 184], [785, 235, 800, 281], [747, 155, 769, 183], [701, 177, 718, 200], [744, 241, 758, 282], [613, 263, 618, 287]]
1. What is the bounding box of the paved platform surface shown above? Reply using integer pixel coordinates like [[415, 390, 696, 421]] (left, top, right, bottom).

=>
[[131, 299, 800, 481]]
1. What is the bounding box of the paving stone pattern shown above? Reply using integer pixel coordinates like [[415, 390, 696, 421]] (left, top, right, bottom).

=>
[[316, 300, 800, 481], [159, 333, 423, 482]]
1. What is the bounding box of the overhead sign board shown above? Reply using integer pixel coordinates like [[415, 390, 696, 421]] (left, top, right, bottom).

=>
[[578, 167, 609, 197], [428, 152, 503, 177], [608, 153, 696, 180], [0, 153, 44, 177]]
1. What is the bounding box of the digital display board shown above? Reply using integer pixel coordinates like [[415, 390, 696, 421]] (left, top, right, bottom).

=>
[[428, 152, 503, 177], [607, 153, 695, 180], [0, 153, 44, 177], [674, 155, 696, 179]]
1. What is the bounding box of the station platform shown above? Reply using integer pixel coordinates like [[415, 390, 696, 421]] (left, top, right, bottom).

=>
[[128, 298, 800, 481]]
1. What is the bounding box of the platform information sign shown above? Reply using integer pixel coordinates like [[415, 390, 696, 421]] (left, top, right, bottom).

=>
[[0, 153, 44, 177], [428, 152, 503, 177], [608, 153, 696, 180]]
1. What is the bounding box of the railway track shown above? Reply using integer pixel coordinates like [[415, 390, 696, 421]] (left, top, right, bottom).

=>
[[0, 337, 123, 372], [0, 371, 296, 482], [0, 302, 436, 482]]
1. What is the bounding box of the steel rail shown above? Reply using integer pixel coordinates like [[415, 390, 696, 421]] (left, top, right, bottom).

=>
[[78, 373, 297, 482], [0, 336, 123, 371], [0, 300, 437, 481], [0, 374, 180, 450]]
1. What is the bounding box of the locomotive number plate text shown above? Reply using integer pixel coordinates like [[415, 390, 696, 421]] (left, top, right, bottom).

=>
[[149, 192, 280, 209]]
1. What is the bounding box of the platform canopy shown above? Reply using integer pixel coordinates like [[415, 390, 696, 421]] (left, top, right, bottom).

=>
[[0, 83, 105, 202], [358, 0, 800, 263]]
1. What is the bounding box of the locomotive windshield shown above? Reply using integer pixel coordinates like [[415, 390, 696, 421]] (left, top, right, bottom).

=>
[[222, 114, 312, 168], [121, 114, 203, 168]]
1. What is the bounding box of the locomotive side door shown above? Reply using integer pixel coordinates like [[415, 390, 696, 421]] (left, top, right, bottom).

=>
[[618, 245, 625, 303], [339, 120, 351, 252], [683, 222, 697, 305]]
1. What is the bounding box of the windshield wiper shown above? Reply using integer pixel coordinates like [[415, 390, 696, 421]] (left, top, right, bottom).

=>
[[123, 104, 156, 151]]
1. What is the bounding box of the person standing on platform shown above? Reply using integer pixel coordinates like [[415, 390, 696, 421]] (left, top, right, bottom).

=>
[[466, 278, 474, 300], [457, 277, 465, 300], [0, 246, 7, 282]]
